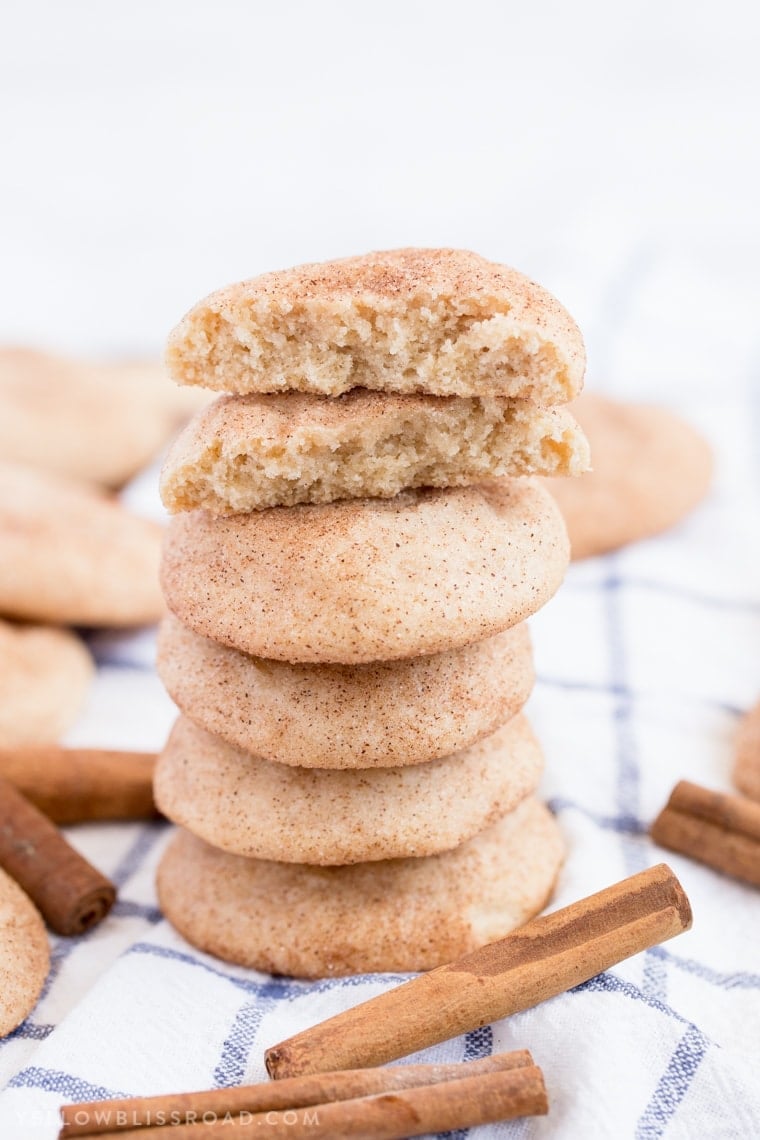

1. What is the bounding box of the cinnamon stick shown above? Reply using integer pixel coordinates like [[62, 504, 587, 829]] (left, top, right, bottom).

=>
[[62, 1065, 547, 1140], [0, 747, 157, 824], [651, 780, 760, 887], [0, 776, 115, 935], [266, 863, 691, 1079], [60, 1051, 532, 1137]]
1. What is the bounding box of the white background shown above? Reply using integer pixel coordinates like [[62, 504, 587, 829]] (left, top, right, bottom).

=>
[[1, 0, 759, 395]]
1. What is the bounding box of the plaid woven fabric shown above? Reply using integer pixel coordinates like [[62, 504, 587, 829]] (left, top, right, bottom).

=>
[[1, 236, 759, 1139]]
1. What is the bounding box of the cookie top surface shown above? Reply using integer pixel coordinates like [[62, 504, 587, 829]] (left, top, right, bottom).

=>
[[0, 867, 49, 1037], [160, 391, 589, 514], [157, 616, 533, 767], [0, 619, 93, 746], [545, 393, 713, 559], [0, 461, 163, 626], [0, 347, 209, 487], [155, 713, 543, 864], [157, 798, 565, 976], [161, 479, 569, 663], [166, 248, 585, 402]]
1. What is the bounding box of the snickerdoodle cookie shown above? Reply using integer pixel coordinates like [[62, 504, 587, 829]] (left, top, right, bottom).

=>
[[0, 868, 50, 1037], [154, 714, 543, 864], [0, 619, 93, 745], [545, 393, 712, 559], [0, 461, 163, 626], [0, 347, 209, 487], [157, 797, 565, 977], [161, 479, 568, 664], [166, 248, 585, 403], [160, 391, 589, 514], [157, 616, 533, 768]]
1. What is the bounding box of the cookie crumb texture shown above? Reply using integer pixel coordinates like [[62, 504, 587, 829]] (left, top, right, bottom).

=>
[[166, 248, 585, 402], [161, 392, 589, 514], [156, 798, 565, 977]]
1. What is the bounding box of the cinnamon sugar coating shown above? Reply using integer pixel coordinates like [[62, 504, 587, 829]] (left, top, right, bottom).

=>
[[155, 714, 544, 864], [157, 616, 533, 768], [161, 479, 569, 664], [157, 799, 565, 977]]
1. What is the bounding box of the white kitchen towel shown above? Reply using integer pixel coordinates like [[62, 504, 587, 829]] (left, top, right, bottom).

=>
[[0, 241, 759, 1139]]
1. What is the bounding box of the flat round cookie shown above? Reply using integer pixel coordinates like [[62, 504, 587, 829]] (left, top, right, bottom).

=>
[[0, 620, 93, 746], [0, 461, 163, 626], [545, 393, 712, 559], [0, 347, 210, 487], [735, 699, 760, 802], [155, 714, 543, 864], [160, 391, 589, 514], [166, 248, 585, 402], [157, 797, 565, 977], [162, 479, 569, 664], [157, 616, 533, 768], [0, 868, 50, 1037]]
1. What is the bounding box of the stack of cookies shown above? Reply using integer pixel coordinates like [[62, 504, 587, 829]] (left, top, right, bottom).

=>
[[154, 249, 588, 978]]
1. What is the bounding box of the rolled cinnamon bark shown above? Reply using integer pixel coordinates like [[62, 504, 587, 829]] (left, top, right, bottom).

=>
[[0, 747, 157, 824], [63, 1064, 547, 1140], [60, 1051, 533, 1136], [651, 780, 760, 887], [0, 776, 116, 935], [265, 863, 691, 1078]]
